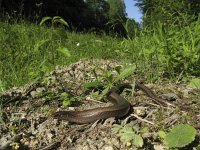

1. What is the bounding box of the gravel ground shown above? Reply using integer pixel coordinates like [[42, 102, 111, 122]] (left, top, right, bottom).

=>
[[0, 59, 199, 150]]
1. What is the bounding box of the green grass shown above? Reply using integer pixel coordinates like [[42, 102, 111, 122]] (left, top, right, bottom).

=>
[[0, 16, 200, 91], [0, 22, 123, 90]]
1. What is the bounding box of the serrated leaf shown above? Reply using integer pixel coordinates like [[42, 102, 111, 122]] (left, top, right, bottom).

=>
[[83, 81, 101, 89], [111, 124, 122, 134], [188, 78, 200, 89], [132, 134, 144, 147], [164, 124, 196, 148], [158, 130, 166, 139], [119, 124, 135, 143], [120, 124, 134, 134], [120, 131, 135, 143], [114, 65, 136, 82]]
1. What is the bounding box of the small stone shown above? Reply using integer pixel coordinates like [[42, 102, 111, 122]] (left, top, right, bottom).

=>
[[36, 87, 45, 92], [81, 145, 90, 150], [134, 107, 146, 116], [30, 91, 37, 98], [97, 141, 105, 149], [29, 139, 38, 148], [47, 132, 54, 142], [154, 144, 165, 150], [102, 145, 114, 150], [111, 138, 120, 148], [85, 96, 92, 101], [160, 93, 178, 101]]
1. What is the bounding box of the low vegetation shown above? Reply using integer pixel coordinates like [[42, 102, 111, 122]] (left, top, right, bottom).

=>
[[0, 15, 200, 90]]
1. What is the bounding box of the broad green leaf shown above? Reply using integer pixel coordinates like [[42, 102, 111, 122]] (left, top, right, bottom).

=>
[[164, 124, 196, 148], [83, 81, 101, 89], [112, 123, 144, 147], [158, 130, 166, 139], [188, 78, 200, 89], [62, 98, 71, 106], [39, 16, 52, 26], [57, 47, 71, 57], [114, 65, 136, 82], [120, 124, 134, 134], [119, 130, 135, 143], [119, 123, 135, 143], [132, 134, 144, 147], [111, 124, 122, 134]]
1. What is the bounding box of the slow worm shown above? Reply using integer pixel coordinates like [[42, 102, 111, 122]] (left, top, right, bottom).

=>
[[53, 81, 174, 123], [53, 83, 132, 124]]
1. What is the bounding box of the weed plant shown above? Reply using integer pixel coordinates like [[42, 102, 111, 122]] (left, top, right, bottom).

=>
[[0, 15, 200, 90]]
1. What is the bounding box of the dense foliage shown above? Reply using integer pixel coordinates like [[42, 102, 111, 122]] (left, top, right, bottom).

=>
[[135, 0, 200, 28], [0, 0, 137, 36]]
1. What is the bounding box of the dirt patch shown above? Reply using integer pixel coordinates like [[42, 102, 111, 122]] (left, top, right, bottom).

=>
[[0, 59, 199, 150]]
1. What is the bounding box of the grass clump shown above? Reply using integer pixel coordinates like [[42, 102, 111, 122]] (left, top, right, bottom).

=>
[[0, 22, 68, 89]]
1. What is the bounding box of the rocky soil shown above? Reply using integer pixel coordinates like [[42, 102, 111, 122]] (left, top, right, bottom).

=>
[[0, 59, 199, 150]]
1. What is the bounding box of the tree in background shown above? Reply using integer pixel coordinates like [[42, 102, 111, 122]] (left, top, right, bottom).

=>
[[85, 0, 109, 29], [107, 0, 127, 20], [135, 0, 200, 28], [106, 0, 128, 36], [0, 0, 2, 12], [188, 0, 200, 18], [1, 0, 139, 37]]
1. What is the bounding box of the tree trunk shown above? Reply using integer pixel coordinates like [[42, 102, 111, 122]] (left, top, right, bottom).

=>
[[0, 0, 2, 13]]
